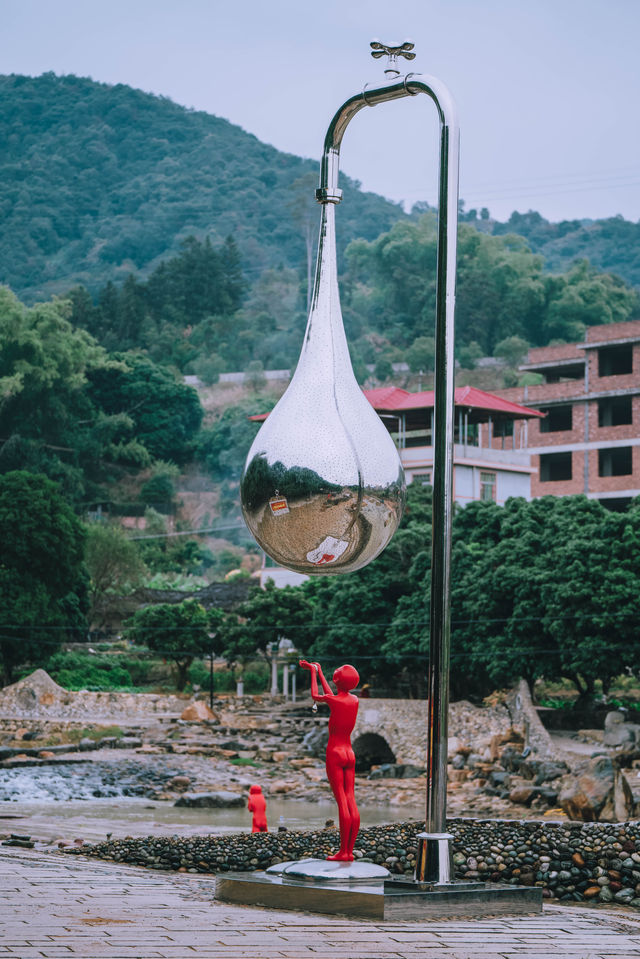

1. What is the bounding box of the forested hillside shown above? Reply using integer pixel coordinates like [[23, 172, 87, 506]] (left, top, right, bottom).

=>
[[3, 71, 640, 310], [489, 210, 640, 289], [0, 73, 404, 301]]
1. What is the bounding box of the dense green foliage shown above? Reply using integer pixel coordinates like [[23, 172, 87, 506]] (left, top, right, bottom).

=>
[[294, 489, 640, 700], [68, 235, 245, 369], [0, 73, 404, 302], [491, 210, 640, 289], [217, 580, 313, 666], [0, 287, 110, 501], [85, 523, 145, 626], [343, 216, 640, 363], [450, 496, 640, 701], [125, 598, 216, 691], [0, 471, 88, 684], [45, 649, 134, 691], [86, 352, 202, 463], [3, 72, 638, 383], [0, 286, 204, 503]]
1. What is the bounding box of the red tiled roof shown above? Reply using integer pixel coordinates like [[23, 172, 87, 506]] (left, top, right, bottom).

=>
[[365, 385, 543, 419], [249, 385, 543, 421]]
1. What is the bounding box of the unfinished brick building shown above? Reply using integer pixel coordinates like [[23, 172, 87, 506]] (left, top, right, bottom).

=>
[[495, 319, 640, 508]]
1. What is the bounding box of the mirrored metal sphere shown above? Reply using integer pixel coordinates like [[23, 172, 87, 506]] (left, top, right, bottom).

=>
[[240, 203, 405, 575]]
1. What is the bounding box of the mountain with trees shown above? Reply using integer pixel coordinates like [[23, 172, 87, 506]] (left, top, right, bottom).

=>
[[2, 71, 639, 312], [0, 72, 405, 302], [341, 213, 640, 369], [488, 210, 640, 289]]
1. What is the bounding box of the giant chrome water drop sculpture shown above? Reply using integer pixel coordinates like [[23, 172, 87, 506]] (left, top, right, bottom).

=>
[[240, 193, 405, 574]]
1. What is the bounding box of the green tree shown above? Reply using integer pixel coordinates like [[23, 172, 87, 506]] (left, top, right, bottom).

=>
[[494, 335, 530, 368], [125, 599, 211, 691], [450, 496, 640, 702], [542, 259, 638, 343], [87, 353, 203, 463], [217, 580, 313, 666], [457, 340, 484, 370], [138, 461, 179, 508], [85, 523, 145, 628], [0, 471, 88, 685], [245, 360, 267, 392], [0, 287, 112, 501], [374, 356, 394, 382], [406, 335, 436, 373]]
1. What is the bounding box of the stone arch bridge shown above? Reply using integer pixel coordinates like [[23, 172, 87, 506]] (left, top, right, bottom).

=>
[[349, 686, 549, 771]]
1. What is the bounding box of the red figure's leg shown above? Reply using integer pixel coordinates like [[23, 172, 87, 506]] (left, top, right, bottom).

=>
[[344, 765, 360, 857], [326, 758, 358, 861]]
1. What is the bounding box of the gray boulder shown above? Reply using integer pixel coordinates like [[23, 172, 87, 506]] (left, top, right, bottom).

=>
[[174, 791, 245, 808], [603, 711, 640, 748]]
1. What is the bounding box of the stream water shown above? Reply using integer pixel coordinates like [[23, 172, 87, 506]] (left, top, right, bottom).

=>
[[0, 762, 415, 843]]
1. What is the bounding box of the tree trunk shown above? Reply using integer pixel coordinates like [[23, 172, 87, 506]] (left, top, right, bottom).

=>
[[0, 648, 13, 687], [174, 657, 193, 692]]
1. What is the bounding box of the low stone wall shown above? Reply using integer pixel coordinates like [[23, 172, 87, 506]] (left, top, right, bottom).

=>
[[75, 817, 640, 909]]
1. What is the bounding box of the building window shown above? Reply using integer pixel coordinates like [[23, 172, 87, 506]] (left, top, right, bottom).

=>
[[539, 404, 573, 433], [480, 472, 496, 501], [540, 452, 572, 482], [412, 471, 431, 486], [598, 345, 633, 377], [598, 497, 632, 512], [598, 447, 633, 476], [598, 396, 632, 427]]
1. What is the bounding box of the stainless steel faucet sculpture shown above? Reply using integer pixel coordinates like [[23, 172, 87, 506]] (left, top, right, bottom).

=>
[[370, 39, 416, 75], [241, 43, 459, 884]]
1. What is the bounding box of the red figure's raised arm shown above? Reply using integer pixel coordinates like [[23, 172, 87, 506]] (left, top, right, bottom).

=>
[[313, 662, 334, 696], [299, 660, 333, 703]]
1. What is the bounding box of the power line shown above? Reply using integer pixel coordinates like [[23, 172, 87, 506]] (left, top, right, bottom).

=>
[[127, 522, 249, 541]]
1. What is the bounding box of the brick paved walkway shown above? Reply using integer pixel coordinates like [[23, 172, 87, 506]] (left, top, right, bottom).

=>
[[2, 846, 640, 959]]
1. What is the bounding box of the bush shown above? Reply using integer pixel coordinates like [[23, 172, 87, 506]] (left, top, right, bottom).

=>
[[45, 650, 157, 691], [54, 663, 132, 690], [188, 661, 269, 694]]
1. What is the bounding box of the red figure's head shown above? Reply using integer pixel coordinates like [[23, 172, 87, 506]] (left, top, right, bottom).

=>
[[249, 784, 262, 795], [333, 664, 359, 692]]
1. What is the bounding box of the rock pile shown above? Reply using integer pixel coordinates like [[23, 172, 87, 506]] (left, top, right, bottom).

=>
[[558, 755, 635, 822], [0, 670, 185, 721], [447, 728, 569, 815], [72, 817, 640, 909]]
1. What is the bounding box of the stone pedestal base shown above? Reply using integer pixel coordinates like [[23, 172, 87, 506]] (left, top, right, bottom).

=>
[[216, 869, 543, 920]]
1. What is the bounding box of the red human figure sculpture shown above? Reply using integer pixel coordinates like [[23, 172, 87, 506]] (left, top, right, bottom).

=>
[[247, 784, 268, 833], [299, 659, 360, 861]]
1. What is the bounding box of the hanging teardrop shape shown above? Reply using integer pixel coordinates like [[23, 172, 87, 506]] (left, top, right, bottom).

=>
[[241, 201, 405, 575]]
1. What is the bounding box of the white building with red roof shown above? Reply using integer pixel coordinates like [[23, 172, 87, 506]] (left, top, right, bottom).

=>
[[363, 385, 543, 505], [252, 385, 543, 507]]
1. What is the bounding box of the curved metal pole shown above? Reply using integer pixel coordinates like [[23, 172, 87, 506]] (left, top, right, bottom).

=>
[[315, 72, 459, 877]]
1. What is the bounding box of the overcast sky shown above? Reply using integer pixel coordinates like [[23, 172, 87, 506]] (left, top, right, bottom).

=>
[[2, 0, 639, 223]]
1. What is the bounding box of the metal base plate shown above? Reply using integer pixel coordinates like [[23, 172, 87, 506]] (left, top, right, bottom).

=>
[[216, 871, 543, 920]]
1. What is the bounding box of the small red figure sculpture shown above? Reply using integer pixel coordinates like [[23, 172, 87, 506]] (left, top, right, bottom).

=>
[[248, 784, 268, 833], [299, 659, 360, 861]]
